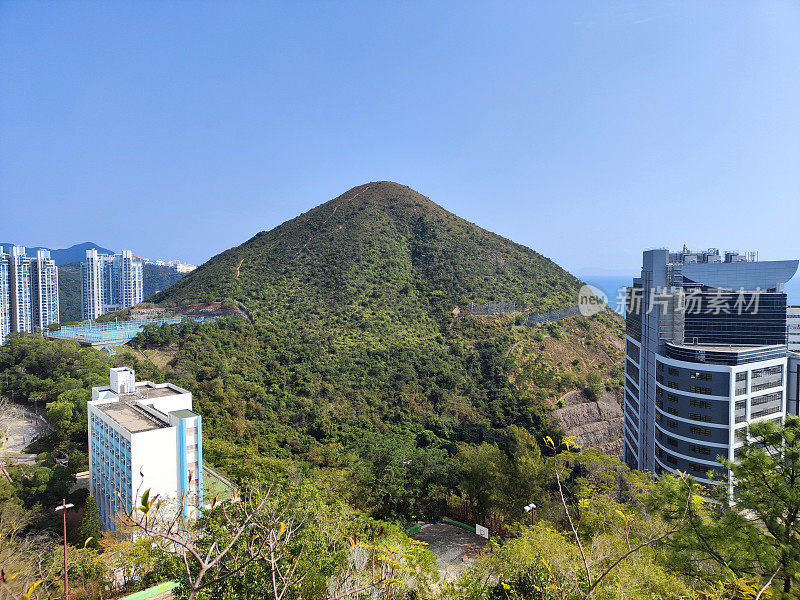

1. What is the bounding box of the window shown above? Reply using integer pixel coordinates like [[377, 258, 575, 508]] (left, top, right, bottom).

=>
[[656, 399, 663, 409], [667, 407, 678, 416], [690, 444, 710, 455], [688, 462, 710, 476], [667, 419, 678, 429], [735, 399, 747, 423], [751, 391, 781, 407], [667, 393, 679, 403], [690, 372, 712, 381], [752, 365, 782, 378], [736, 372, 747, 382], [666, 454, 677, 465], [668, 381, 679, 390], [689, 386, 712, 395], [668, 367, 679, 376], [752, 380, 781, 393], [657, 362, 664, 372], [656, 387, 664, 398], [667, 437, 678, 447], [752, 406, 781, 420], [690, 426, 710, 436], [657, 374, 664, 384], [690, 399, 711, 409], [690, 413, 712, 423]]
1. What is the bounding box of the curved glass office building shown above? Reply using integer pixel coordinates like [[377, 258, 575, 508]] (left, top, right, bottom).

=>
[[624, 248, 798, 486]]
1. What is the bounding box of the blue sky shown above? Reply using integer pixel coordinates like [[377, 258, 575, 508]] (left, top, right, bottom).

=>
[[1, 1, 799, 278]]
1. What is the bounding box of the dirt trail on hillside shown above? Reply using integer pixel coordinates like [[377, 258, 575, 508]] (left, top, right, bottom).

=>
[[295, 185, 370, 258]]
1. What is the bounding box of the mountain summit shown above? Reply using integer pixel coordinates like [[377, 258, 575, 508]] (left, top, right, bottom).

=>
[[153, 182, 581, 327], [142, 183, 622, 474]]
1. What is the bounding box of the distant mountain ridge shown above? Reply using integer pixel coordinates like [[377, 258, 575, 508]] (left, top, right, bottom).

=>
[[0, 241, 114, 265]]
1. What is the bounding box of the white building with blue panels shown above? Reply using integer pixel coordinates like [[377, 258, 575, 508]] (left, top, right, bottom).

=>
[[88, 367, 202, 530]]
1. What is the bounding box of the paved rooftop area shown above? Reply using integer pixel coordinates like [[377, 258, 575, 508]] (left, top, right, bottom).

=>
[[97, 401, 166, 433], [122, 383, 183, 400]]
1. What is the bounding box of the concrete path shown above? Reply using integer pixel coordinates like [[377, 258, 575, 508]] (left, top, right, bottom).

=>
[[0, 401, 50, 463], [412, 523, 488, 581]]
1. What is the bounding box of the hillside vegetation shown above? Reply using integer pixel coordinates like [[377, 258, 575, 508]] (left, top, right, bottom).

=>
[[140, 183, 625, 505], [153, 182, 582, 329], [3, 183, 798, 598]]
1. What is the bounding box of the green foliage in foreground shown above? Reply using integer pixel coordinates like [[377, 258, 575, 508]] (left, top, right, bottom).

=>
[[654, 415, 800, 597], [2, 422, 799, 599]]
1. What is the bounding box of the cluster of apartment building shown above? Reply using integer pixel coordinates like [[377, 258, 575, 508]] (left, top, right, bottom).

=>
[[0, 245, 59, 345], [89, 367, 203, 530], [81, 249, 144, 320], [624, 247, 800, 490], [140, 257, 197, 273]]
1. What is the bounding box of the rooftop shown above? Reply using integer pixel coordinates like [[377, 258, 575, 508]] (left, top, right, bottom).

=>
[[171, 409, 198, 419], [120, 383, 182, 402], [96, 401, 167, 433]]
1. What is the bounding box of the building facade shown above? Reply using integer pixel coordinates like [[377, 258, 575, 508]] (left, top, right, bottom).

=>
[[8, 246, 32, 334], [81, 249, 143, 319], [624, 248, 798, 488], [30, 250, 60, 331], [788, 306, 800, 352], [0, 246, 59, 344], [788, 353, 800, 418], [88, 367, 202, 530]]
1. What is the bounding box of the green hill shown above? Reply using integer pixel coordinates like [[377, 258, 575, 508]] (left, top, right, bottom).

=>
[[153, 181, 582, 330], [140, 183, 622, 483]]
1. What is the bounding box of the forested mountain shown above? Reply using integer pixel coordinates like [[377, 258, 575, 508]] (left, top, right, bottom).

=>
[[4, 183, 797, 597], [141, 182, 624, 484], [153, 181, 582, 322]]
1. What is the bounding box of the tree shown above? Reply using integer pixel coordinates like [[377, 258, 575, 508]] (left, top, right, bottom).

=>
[[457, 442, 510, 521], [721, 416, 800, 595], [121, 481, 436, 600], [496, 425, 551, 517], [654, 416, 800, 597], [584, 371, 604, 401], [78, 495, 101, 549], [0, 499, 59, 600], [45, 400, 73, 433], [544, 436, 695, 599]]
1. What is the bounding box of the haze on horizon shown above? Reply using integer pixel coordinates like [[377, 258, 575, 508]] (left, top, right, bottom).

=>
[[1, 1, 799, 277]]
